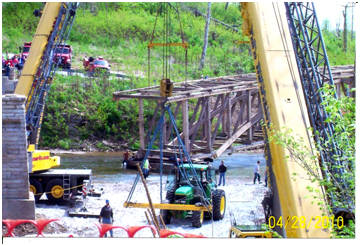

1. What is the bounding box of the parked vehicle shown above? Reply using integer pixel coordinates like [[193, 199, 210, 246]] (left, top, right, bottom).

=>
[[161, 163, 226, 228], [53, 44, 72, 69], [83, 56, 110, 76], [20, 42, 32, 60]]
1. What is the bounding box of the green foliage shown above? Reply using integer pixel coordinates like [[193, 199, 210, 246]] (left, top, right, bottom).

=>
[[335, 220, 355, 238], [2, 2, 44, 51], [39, 74, 142, 149], [58, 139, 71, 150], [2, 2, 354, 153], [267, 85, 355, 238], [321, 29, 356, 65]]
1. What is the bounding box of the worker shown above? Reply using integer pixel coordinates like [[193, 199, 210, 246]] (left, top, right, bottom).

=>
[[143, 158, 151, 179], [253, 161, 261, 184], [16, 55, 24, 72], [99, 199, 114, 237], [218, 160, 227, 186], [123, 149, 130, 167]]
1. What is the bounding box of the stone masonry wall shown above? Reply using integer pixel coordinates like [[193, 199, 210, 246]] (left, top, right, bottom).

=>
[[2, 94, 35, 219]]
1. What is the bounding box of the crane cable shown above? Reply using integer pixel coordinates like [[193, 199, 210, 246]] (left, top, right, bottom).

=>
[[147, 3, 188, 86]]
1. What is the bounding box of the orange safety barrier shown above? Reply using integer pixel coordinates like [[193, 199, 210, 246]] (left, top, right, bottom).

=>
[[159, 229, 185, 238], [3, 219, 204, 238], [127, 225, 156, 238], [3, 219, 33, 237], [159, 229, 206, 238], [95, 223, 128, 238], [183, 233, 206, 238], [96, 224, 156, 238], [33, 219, 59, 237], [2, 219, 58, 237]]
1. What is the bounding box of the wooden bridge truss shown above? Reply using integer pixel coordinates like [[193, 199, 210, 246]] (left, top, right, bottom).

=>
[[113, 65, 354, 161]]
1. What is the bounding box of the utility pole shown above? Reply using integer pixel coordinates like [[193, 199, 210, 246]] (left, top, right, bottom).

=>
[[199, 2, 211, 71], [343, 4, 348, 52]]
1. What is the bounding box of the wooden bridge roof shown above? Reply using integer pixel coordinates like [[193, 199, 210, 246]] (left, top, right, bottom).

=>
[[113, 65, 354, 102]]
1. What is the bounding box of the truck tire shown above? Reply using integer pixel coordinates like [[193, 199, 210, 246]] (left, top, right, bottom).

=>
[[46, 179, 64, 204], [191, 211, 204, 228], [212, 189, 226, 220], [29, 179, 43, 203]]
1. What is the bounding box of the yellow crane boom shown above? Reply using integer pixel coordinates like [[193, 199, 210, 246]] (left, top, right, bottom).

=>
[[241, 2, 330, 238], [15, 3, 62, 103]]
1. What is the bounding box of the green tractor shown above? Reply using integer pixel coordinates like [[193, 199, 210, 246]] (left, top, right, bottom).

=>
[[161, 163, 226, 228]]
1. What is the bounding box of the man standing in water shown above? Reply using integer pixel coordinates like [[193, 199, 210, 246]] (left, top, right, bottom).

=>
[[123, 149, 130, 167], [218, 160, 227, 186], [99, 199, 114, 237], [253, 161, 261, 184]]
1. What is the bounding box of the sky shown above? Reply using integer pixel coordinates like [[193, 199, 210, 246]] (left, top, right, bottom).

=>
[[314, 1, 356, 30]]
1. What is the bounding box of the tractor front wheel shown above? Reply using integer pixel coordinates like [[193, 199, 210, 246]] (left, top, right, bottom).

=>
[[212, 189, 226, 220], [166, 186, 177, 202]]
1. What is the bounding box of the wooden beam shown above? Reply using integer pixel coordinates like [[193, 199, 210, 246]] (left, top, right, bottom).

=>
[[139, 98, 145, 149], [189, 98, 202, 127], [226, 94, 232, 138], [221, 94, 226, 134], [205, 98, 212, 152], [248, 91, 253, 142], [135, 164, 161, 233], [233, 97, 245, 132], [166, 102, 181, 141], [190, 100, 207, 149], [145, 101, 161, 146], [182, 100, 190, 153], [211, 107, 224, 144], [212, 112, 262, 158], [167, 86, 258, 102]]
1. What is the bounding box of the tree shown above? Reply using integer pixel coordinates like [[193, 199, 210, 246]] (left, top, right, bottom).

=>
[[199, 2, 211, 71]]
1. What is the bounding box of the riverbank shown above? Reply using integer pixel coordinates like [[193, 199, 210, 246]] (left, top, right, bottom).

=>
[[19, 175, 268, 238], [5, 152, 267, 238]]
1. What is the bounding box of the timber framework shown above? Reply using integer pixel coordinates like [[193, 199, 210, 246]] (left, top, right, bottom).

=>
[[113, 65, 355, 162]]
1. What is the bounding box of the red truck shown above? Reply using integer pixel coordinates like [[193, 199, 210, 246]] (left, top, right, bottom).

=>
[[20, 42, 72, 69], [53, 44, 72, 69], [20, 42, 32, 60], [83, 56, 110, 75]]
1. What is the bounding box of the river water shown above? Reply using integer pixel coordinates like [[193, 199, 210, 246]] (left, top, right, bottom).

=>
[[33, 151, 268, 238], [59, 151, 266, 182]]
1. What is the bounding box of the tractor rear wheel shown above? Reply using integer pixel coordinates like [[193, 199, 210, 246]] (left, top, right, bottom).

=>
[[191, 210, 204, 228], [29, 179, 43, 203], [212, 189, 226, 220], [46, 179, 64, 204]]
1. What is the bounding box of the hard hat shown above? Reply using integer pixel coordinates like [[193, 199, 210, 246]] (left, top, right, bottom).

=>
[[106, 199, 110, 204]]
